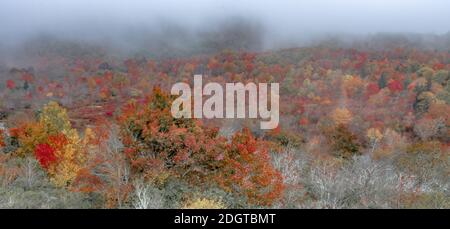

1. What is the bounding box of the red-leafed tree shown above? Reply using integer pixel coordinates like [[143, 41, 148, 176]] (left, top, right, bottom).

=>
[[388, 79, 403, 93], [34, 143, 57, 169], [365, 82, 380, 98], [6, 80, 16, 90]]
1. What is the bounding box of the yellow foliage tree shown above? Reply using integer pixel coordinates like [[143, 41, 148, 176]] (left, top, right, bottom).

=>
[[48, 130, 86, 187], [39, 101, 72, 135], [331, 107, 353, 125], [14, 101, 90, 187], [40, 102, 88, 187], [182, 197, 226, 209], [342, 75, 363, 97]]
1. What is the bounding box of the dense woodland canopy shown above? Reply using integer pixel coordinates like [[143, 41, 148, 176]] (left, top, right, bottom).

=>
[[0, 35, 449, 208]]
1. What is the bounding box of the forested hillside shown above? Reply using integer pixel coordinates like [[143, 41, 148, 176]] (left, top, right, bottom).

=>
[[0, 41, 448, 208]]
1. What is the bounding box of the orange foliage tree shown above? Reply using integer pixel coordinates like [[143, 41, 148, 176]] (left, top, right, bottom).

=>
[[216, 128, 284, 206], [117, 88, 284, 206], [10, 101, 92, 187]]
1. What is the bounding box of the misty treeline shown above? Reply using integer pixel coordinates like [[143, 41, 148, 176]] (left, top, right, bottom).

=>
[[0, 17, 264, 62], [1, 16, 449, 66]]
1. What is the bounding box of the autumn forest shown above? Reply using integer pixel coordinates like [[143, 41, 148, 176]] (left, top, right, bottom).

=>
[[0, 0, 449, 209]]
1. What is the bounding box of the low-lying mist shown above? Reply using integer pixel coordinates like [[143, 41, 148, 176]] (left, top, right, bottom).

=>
[[1, 0, 449, 65]]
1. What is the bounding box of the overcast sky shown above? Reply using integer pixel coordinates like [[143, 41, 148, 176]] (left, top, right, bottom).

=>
[[1, 0, 449, 45]]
